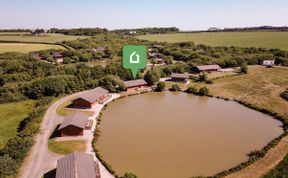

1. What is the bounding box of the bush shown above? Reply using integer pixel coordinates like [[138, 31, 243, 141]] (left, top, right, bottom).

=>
[[198, 72, 208, 82], [122, 172, 138, 178], [280, 90, 288, 101], [1, 136, 33, 161], [198, 87, 209, 96], [0, 154, 19, 177], [205, 80, 213, 84], [155, 82, 166, 92], [186, 86, 198, 94], [240, 64, 248, 74], [144, 68, 160, 85], [99, 75, 126, 92], [169, 84, 181, 92]]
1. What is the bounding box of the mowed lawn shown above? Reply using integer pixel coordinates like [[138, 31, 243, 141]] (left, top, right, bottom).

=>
[[205, 65, 288, 117], [137, 32, 288, 51], [0, 100, 35, 149], [0, 32, 89, 43], [0, 43, 66, 54]]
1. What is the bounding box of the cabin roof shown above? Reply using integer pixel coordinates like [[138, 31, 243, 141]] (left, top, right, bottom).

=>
[[171, 73, 189, 79], [58, 112, 89, 130], [196, 65, 221, 71], [124, 79, 148, 88], [75, 87, 109, 104], [56, 152, 98, 178]]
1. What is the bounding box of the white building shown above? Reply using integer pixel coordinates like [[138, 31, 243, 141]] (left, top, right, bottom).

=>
[[262, 60, 275, 66]]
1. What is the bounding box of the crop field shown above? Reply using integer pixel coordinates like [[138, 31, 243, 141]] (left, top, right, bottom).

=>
[[0, 43, 66, 54], [0, 100, 35, 149], [0, 32, 89, 43], [137, 32, 288, 51]]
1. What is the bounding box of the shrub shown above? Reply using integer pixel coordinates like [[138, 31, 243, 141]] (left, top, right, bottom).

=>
[[1, 136, 33, 161], [99, 75, 126, 92], [198, 72, 208, 82], [240, 64, 248, 74], [0, 154, 19, 177], [198, 87, 209, 96], [186, 86, 198, 94], [205, 80, 213, 84], [144, 68, 160, 85], [169, 84, 181, 92], [155, 82, 166, 92], [280, 90, 288, 101], [122, 172, 138, 178]]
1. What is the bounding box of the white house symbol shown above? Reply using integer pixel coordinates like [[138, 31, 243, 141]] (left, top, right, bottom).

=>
[[130, 51, 140, 64]]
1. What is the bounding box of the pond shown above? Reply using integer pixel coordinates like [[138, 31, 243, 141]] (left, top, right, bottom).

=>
[[96, 92, 283, 178]]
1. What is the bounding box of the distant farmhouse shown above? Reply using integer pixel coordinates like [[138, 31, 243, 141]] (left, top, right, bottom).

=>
[[195, 65, 222, 73], [72, 87, 109, 109], [58, 112, 91, 137], [124, 79, 148, 92], [262, 60, 275, 67], [171, 73, 189, 83], [31, 52, 43, 60], [56, 152, 101, 178]]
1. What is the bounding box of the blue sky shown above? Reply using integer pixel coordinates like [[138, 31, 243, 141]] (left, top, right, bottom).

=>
[[1, 0, 287, 30]]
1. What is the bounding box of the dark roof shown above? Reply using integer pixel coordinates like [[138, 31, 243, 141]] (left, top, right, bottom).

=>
[[52, 51, 63, 58], [58, 112, 89, 130], [196, 65, 221, 71], [75, 87, 109, 104], [171, 73, 189, 79], [124, 79, 148, 88], [56, 152, 99, 178], [31, 52, 41, 58]]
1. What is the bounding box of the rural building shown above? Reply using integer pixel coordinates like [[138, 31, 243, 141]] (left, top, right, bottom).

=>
[[124, 79, 148, 92], [58, 112, 90, 137], [171, 73, 189, 83], [195, 65, 221, 73], [52, 51, 63, 59], [262, 60, 275, 67], [52, 51, 63, 63], [72, 87, 109, 109], [152, 58, 165, 64], [92, 47, 106, 53], [31, 52, 43, 59], [56, 152, 101, 178]]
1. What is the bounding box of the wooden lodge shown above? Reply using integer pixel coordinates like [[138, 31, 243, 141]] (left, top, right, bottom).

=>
[[72, 87, 109, 109], [195, 65, 221, 73], [124, 79, 148, 92], [58, 112, 90, 137], [171, 73, 189, 83], [56, 152, 101, 178]]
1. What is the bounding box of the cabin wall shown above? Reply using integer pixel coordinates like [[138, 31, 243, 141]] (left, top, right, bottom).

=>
[[60, 126, 83, 137]]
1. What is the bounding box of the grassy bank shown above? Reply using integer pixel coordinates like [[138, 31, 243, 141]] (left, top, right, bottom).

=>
[[263, 154, 288, 178], [48, 139, 86, 155], [137, 31, 288, 51], [0, 100, 35, 149]]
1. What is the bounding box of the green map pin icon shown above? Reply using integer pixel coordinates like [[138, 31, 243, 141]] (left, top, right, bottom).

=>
[[122, 45, 147, 78]]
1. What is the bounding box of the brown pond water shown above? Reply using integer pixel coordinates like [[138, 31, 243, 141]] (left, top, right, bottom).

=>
[[96, 92, 283, 178]]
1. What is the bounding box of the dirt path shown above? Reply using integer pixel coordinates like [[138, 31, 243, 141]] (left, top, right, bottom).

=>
[[18, 91, 116, 178], [225, 135, 288, 178]]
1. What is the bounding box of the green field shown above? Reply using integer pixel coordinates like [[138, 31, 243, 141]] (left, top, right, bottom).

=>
[[0, 43, 66, 54], [137, 32, 288, 51], [48, 139, 86, 155], [0, 32, 89, 43], [0, 100, 35, 149]]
